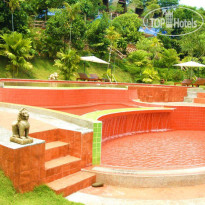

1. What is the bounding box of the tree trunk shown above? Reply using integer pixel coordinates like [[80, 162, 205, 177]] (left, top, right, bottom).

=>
[[11, 12, 14, 31], [103, 0, 109, 11], [84, 13, 87, 24], [45, 8, 48, 21], [63, 36, 66, 51], [69, 22, 72, 50]]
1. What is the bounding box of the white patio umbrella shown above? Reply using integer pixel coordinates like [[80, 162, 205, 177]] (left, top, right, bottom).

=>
[[80, 56, 110, 72], [174, 61, 205, 68], [80, 56, 110, 64], [174, 61, 205, 78]]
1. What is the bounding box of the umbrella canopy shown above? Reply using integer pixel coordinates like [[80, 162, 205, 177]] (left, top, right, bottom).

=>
[[174, 61, 205, 68], [174, 61, 205, 79], [80, 56, 110, 65]]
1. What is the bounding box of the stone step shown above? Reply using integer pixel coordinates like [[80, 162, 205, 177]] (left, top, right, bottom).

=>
[[45, 155, 81, 183], [187, 91, 197, 98], [187, 88, 204, 92], [45, 141, 69, 161], [184, 97, 194, 103], [47, 171, 96, 197], [197, 93, 205, 98], [194, 98, 205, 104]]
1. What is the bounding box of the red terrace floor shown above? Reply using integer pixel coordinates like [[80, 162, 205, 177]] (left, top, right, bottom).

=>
[[101, 130, 205, 170], [52, 104, 138, 115]]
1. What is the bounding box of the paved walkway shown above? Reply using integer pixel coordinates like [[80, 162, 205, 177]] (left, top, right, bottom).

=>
[[67, 184, 205, 205], [0, 107, 91, 133]]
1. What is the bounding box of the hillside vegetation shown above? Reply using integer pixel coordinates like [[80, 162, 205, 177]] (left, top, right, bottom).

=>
[[1, 0, 205, 84]]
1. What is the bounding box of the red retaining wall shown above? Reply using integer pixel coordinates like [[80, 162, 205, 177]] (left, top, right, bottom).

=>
[[0, 143, 45, 193], [130, 86, 188, 102]]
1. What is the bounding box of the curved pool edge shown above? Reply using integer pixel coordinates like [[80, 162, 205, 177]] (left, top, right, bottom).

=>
[[82, 165, 205, 188]]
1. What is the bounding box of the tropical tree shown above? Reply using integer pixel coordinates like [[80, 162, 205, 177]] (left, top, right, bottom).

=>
[[27, 0, 64, 21], [130, 0, 144, 9], [6, 0, 20, 31], [0, 32, 33, 77], [106, 26, 120, 64], [79, 0, 98, 22], [63, 2, 81, 50], [112, 13, 142, 43], [143, 0, 160, 18], [158, 0, 179, 7], [136, 37, 163, 60], [158, 48, 179, 68], [86, 13, 110, 55], [0, 0, 29, 33], [117, 37, 127, 53], [54, 49, 80, 80], [126, 50, 152, 82], [180, 29, 205, 58]]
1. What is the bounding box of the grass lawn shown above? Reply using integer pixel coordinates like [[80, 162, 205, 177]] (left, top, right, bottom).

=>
[[0, 170, 83, 205], [0, 56, 133, 83]]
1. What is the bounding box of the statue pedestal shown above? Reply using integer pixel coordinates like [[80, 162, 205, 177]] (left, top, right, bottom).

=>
[[10, 136, 33, 145]]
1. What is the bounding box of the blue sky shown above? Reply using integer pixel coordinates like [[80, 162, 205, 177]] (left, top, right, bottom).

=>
[[180, 0, 205, 9]]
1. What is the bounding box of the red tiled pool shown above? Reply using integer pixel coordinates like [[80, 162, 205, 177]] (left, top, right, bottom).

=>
[[101, 130, 205, 170], [1, 79, 205, 170]]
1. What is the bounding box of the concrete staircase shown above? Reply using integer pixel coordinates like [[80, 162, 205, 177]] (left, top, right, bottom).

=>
[[184, 88, 205, 103], [44, 140, 96, 197]]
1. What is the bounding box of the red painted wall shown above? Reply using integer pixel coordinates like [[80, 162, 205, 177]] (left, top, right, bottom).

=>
[[0, 88, 132, 108]]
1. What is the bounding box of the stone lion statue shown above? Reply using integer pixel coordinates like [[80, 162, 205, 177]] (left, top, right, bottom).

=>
[[12, 108, 30, 139]]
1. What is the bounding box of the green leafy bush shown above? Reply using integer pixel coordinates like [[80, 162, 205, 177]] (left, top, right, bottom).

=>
[[54, 49, 80, 80], [112, 13, 142, 43], [0, 32, 33, 77], [142, 67, 160, 83]]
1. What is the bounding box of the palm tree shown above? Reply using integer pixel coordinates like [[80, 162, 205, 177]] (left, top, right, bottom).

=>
[[54, 49, 80, 80], [106, 26, 120, 81], [0, 32, 33, 77], [63, 2, 81, 50], [106, 26, 120, 64], [7, 0, 20, 31]]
